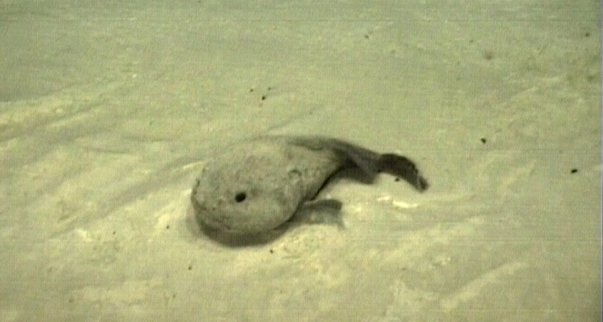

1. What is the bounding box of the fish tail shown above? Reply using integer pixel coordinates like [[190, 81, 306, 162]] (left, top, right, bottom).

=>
[[378, 153, 429, 192]]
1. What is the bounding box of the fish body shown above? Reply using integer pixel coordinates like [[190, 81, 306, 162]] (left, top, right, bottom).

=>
[[191, 136, 428, 234]]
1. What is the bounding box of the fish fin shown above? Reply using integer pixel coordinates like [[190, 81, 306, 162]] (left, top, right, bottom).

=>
[[302, 198, 343, 211], [293, 199, 345, 229]]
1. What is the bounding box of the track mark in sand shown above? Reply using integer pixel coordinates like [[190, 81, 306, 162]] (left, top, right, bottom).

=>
[[439, 261, 528, 311], [71, 279, 162, 305], [152, 190, 190, 235], [376, 195, 419, 210], [496, 160, 536, 196]]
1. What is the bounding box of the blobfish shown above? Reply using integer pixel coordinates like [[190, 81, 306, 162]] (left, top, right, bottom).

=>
[[191, 136, 428, 234]]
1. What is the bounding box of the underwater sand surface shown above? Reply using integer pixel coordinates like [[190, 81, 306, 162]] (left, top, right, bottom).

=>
[[0, 1, 600, 321]]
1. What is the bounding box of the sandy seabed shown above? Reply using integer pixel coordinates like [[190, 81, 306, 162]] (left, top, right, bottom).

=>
[[0, 1, 601, 321]]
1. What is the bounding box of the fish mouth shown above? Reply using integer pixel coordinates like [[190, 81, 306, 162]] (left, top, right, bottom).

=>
[[190, 194, 238, 232]]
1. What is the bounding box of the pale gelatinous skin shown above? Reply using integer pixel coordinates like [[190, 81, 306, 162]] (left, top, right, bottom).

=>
[[191, 136, 428, 234]]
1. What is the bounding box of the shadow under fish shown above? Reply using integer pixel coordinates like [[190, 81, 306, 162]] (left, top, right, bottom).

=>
[[191, 135, 428, 244]]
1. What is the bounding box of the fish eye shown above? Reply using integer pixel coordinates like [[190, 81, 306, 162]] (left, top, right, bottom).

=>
[[234, 192, 247, 203]]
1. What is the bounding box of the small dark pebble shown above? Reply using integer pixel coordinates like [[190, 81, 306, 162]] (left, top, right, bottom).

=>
[[483, 50, 494, 60]]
